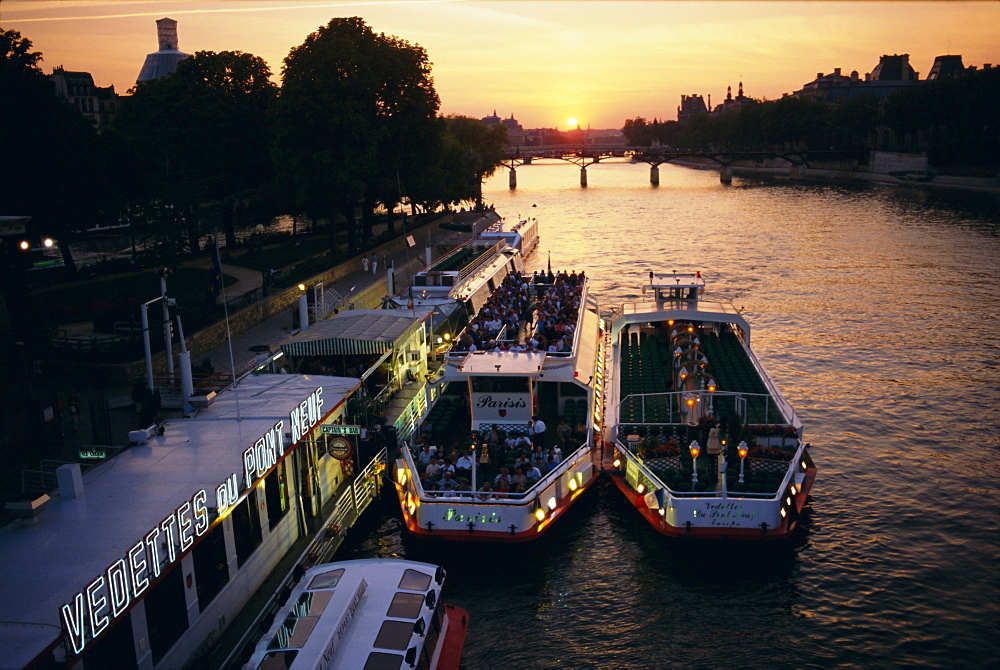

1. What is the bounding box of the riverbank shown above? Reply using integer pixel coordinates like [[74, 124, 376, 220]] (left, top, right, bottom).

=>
[[670, 155, 1000, 195]]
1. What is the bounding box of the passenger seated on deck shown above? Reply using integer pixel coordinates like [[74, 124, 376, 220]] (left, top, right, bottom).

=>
[[514, 451, 531, 470], [477, 482, 496, 500], [524, 463, 542, 485], [425, 456, 443, 479], [511, 466, 528, 489], [493, 468, 512, 491], [455, 450, 474, 480], [514, 432, 533, 451], [418, 444, 434, 466]]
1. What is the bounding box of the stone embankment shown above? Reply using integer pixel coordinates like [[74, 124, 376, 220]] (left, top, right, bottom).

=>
[[671, 151, 1000, 194]]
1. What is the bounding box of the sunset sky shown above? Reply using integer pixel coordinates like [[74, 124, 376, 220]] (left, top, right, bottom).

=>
[[4, 1, 997, 129]]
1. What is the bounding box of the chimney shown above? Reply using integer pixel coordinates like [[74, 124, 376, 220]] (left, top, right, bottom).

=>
[[834, 67, 841, 76]]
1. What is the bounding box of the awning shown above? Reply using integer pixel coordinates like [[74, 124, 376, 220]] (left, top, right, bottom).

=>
[[280, 309, 431, 358]]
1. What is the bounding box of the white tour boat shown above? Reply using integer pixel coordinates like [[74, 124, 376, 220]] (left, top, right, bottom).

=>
[[394, 269, 603, 541], [605, 271, 816, 539], [385, 217, 539, 341], [242, 559, 468, 670]]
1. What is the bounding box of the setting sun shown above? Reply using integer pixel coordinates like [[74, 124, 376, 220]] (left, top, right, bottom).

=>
[[567, 117, 578, 129]]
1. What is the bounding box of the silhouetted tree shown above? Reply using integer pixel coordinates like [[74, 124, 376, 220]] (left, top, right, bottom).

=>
[[111, 50, 277, 252], [274, 17, 439, 252]]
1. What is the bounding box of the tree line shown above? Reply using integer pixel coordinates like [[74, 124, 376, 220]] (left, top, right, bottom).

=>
[[2, 19, 508, 272], [622, 67, 1000, 174]]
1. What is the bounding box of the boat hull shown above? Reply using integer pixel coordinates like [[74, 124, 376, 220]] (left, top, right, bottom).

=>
[[606, 465, 816, 540]]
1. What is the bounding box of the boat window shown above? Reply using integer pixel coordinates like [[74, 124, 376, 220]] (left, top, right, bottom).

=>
[[267, 614, 318, 650], [398, 569, 432, 591], [255, 649, 298, 670], [373, 620, 415, 650], [471, 376, 529, 393], [441, 275, 454, 287], [308, 568, 344, 590], [387, 591, 425, 619], [413, 276, 427, 286], [364, 651, 404, 670], [291, 590, 333, 618]]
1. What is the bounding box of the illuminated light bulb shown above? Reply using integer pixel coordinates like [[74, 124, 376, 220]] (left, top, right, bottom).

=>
[[637, 483, 645, 494], [19, 240, 29, 250], [785, 496, 792, 506], [780, 508, 788, 518], [43, 238, 54, 247], [612, 458, 621, 468], [568, 478, 578, 491], [534, 508, 546, 522], [658, 509, 665, 516]]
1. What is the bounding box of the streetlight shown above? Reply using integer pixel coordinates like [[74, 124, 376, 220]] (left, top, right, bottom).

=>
[[689, 440, 700, 484], [737, 440, 749, 484]]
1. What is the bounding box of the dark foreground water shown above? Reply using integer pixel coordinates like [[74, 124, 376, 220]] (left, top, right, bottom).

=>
[[346, 162, 1000, 668]]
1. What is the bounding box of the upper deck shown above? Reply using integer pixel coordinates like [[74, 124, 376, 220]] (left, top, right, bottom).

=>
[[243, 559, 455, 670]]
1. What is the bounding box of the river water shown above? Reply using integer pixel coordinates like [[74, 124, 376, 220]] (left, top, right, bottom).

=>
[[348, 161, 1000, 668]]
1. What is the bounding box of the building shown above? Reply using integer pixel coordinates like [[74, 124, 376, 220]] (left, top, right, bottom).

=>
[[712, 81, 754, 114], [0, 374, 385, 669], [677, 94, 708, 123], [482, 111, 526, 146], [136, 17, 190, 84], [794, 53, 919, 101], [926, 54, 966, 80], [49, 67, 120, 133]]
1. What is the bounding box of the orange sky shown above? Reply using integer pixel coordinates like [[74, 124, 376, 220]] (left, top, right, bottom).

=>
[[3, 1, 997, 129]]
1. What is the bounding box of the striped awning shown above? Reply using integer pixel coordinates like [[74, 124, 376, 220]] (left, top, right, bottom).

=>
[[280, 309, 431, 358]]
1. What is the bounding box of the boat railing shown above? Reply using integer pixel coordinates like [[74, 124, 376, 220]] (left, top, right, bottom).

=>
[[618, 390, 790, 427], [742, 345, 802, 429], [399, 437, 591, 503], [612, 438, 789, 499], [457, 240, 507, 282]]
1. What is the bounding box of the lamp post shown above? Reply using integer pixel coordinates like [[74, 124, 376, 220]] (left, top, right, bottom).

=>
[[707, 379, 716, 415], [737, 440, 748, 484], [689, 440, 700, 484]]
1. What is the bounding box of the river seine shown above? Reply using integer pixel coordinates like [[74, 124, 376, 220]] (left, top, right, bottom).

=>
[[352, 161, 1000, 668]]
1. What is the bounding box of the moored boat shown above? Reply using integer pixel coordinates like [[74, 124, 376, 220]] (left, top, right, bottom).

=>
[[393, 269, 603, 541], [604, 271, 816, 539], [242, 559, 468, 670]]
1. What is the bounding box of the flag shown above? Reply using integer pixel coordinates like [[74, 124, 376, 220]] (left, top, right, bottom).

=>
[[208, 237, 223, 301]]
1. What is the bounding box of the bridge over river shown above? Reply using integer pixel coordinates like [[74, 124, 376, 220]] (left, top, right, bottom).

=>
[[501, 145, 868, 187]]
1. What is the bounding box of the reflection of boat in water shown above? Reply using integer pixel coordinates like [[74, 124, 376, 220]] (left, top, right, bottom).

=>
[[242, 559, 468, 670], [605, 271, 816, 540], [393, 269, 603, 541]]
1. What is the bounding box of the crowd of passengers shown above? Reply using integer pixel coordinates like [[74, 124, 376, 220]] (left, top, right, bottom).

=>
[[450, 270, 586, 354], [409, 417, 586, 499], [531, 270, 585, 353], [453, 271, 531, 352]]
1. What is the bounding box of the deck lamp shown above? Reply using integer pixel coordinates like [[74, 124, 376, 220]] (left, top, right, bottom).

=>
[[297, 283, 307, 292], [737, 441, 749, 484], [689, 440, 701, 483]]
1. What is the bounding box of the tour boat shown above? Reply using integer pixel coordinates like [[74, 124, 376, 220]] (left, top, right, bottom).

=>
[[393, 269, 603, 541], [385, 217, 539, 341], [242, 559, 468, 670], [604, 271, 816, 539]]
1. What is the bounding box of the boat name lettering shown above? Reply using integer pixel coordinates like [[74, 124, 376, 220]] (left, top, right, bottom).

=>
[[60, 489, 210, 656], [443, 508, 503, 524], [290, 386, 324, 443], [699, 501, 757, 525], [475, 395, 527, 409], [243, 420, 285, 489], [321, 578, 368, 667]]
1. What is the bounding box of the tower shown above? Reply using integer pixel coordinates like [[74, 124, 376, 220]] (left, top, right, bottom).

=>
[[135, 17, 190, 84]]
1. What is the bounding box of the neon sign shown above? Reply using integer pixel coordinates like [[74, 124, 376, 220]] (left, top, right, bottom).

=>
[[60, 386, 328, 656]]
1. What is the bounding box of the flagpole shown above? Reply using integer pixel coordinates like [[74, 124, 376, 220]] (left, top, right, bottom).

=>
[[214, 235, 242, 419]]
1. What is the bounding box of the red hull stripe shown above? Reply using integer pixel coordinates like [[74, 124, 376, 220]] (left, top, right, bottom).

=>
[[435, 604, 470, 670], [607, 470, 816, 540]]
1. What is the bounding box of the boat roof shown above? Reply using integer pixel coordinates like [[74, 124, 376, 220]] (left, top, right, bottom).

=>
[[281, 309, 432, 357], [0, 374, 360, 668], [244, 559, 446, 670], [454, 350, 546, 375]]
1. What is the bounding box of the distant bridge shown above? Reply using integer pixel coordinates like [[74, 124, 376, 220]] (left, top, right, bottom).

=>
[[501, 146, 868, 187]]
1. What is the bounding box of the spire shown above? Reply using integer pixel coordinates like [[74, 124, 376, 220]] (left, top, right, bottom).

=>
[[738, 81, 743, 97], [726, 85, 732, 101], [156, 17, 178, 51]]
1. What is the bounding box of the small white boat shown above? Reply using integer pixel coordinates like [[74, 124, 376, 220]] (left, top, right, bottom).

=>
[[242, 559, 468, 670]]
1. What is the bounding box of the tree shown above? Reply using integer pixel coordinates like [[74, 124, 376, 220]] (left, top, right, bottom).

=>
[[110, 50, 278, 252], [1, 29, 105, 273], [275, 17, 440, 252]]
